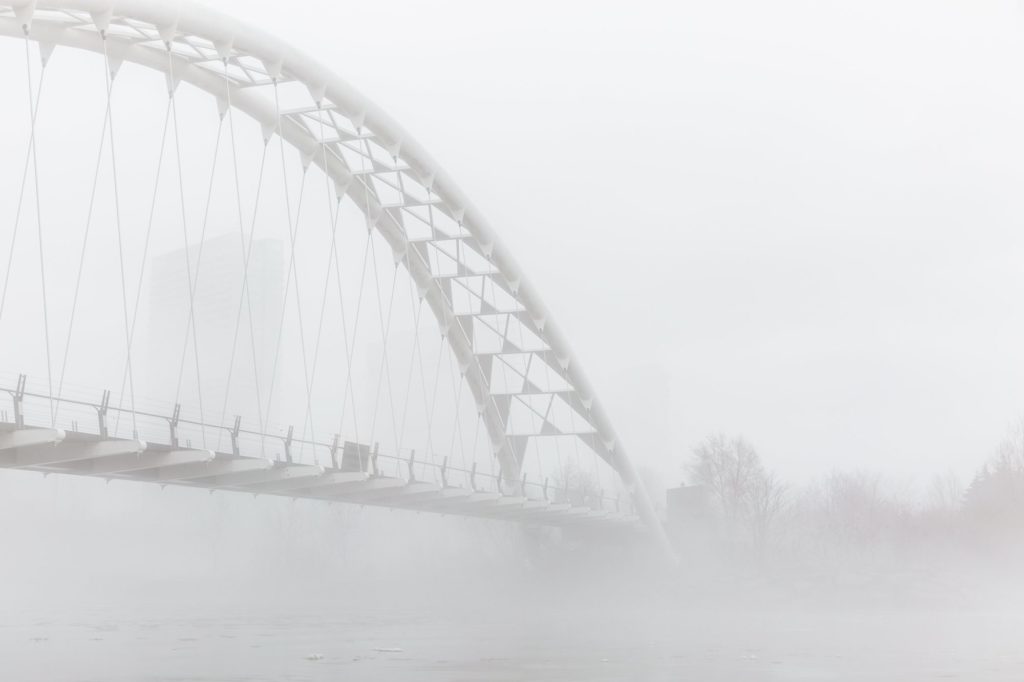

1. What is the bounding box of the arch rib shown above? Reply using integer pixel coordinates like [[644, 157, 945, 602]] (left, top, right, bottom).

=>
[[0, 0, 667, 548]]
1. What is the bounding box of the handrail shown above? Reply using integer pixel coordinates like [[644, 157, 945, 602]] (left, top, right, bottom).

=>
[[0, 377, 632, 515]]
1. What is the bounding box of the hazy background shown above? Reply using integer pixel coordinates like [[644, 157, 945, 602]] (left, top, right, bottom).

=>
[[0, 0, 1019, 574], [2, 2, 1024, 679], [0, 0, 1020, 496], [192, 0, 1024, 486]]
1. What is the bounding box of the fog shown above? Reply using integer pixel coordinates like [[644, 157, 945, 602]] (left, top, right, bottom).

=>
[[2, 0, 1024, 680], [208, 0, 1024, 485]]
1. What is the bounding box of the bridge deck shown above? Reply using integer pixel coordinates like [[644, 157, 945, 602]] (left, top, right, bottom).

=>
[[0, 423, 642, 531]]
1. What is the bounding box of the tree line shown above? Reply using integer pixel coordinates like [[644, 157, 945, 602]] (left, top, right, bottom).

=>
[[678, 424, 1024, 569]]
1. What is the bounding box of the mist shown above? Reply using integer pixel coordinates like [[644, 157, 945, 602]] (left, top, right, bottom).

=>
[[2, 0, 1024, 680]]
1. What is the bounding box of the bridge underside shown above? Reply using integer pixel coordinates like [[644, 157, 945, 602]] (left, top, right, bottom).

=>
[[0, 424, 642, 532]]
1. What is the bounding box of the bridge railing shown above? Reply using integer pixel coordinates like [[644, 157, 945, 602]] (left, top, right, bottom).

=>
[[0, 374, 632, 516]]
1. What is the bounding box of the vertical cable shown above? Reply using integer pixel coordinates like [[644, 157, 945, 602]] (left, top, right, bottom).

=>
[[487, 277, 515, 483], [261, 169, 307, 429], [334, 129, 375, 462], [172, 114, 225, 449], [413, 305, 444, 467], [397, 166, 444, 470], [396, 284, 422, 455], [297, 193, 344, 462], [547, 355, 565, 499], [102, 33, 137, 437], [0, 43, 47, 341], [167, 45, 207, 446], [514, 315, 544, 495], [447, 348, 468, 471], [305, 106, 360, 467], [366, 238, 401, 458], [112, 87, 174, 437], [23, 33, 54, 426], [336, 235, 369, 449], [274, 83, 317, 460], [55, 81, 135, 424], [563, 363, 584, 499], [216, 56, 269, 452]]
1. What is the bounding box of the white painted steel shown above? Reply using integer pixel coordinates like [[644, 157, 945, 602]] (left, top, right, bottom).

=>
[[0, 0, 665, 548]]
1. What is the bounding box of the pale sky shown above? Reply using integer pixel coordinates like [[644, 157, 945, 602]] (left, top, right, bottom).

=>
[[188, 0, 1024, 485]]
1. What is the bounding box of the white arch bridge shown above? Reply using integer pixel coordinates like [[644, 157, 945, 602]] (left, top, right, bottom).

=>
[[0, 1, 664, 543]]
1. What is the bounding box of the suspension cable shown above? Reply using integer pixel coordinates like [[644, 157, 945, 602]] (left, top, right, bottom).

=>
[[172, 112, 225, 449], [56, 74, 145, 424], [317, 114, 358, 465], [262, 80, 310, 441], [103, 33, 138, 438], [272, 82, 315, 458], [548, 354, 566, 497], [396, 289, 424, 458], [23, 33, 55, 426], [216, 57, 269, 453], [298, 191, 345, 462], [334, 129, 374, 463], [217, 141, 270, 452], [562, 362, 584, 494], [515, 309, 544, 493], [113, 88, 177, 438], [447, 347, 468, 471], [366, 231, 401, 460], [414, 303, 444, 466], [487, 275, 515, 479], [0, 42, 47, 342], [423, 192, 470, 473], [337, 226, 371, 458], [393, 156, 443, 469], [261, 170, 307, 426], [166, 45, 208, 446]]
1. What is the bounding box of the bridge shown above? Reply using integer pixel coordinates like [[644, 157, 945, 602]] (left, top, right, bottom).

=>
[[1, 375, 638, 529], [0, 0, 667, 549]]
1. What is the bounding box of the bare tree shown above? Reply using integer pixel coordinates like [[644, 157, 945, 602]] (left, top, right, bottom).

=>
[[686, 434, 788, 552], [964, 420, 1024, 537], [925, 472, 963, 517], [746, 470, 789, 551], [551, 458, 600, 508], [808, 471, 911, 553], [687, 433, 764, 523]]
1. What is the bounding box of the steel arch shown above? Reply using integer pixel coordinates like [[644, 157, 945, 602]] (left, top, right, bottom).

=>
[[0, 0, 663, 538]]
